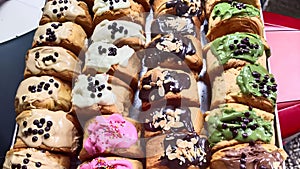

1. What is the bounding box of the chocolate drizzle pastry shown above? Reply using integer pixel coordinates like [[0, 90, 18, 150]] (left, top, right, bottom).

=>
[[161, 133, 211, 169], [144, 106, 193, 133], [217, 143, 285, 169], [139, 70, 191, 102], [165, 0, 202, 17], [144, 34, 196, 68], [151, 15, 198, 38]]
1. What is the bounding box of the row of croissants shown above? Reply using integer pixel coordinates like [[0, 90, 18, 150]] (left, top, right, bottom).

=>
[[3, 0, 287, 168]]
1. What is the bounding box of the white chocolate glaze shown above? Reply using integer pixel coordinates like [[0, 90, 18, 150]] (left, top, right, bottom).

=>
[[72, 74, 116, 108], [15, 76, 65, 109], [3, 149, 67, 169], [92, 20, 145, 45], [16, 109, 79, 151], [85, 42, 134, 73], [26, 46, 81, 75], [43, 0, 85, 21], [93, 0, 130, 16]]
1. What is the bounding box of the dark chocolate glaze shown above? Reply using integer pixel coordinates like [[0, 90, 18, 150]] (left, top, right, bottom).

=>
[[151, 15, 197, 38], [144, 106, 194, 133], [160, 133, 211, 169], [165, 0, 202, 17], [139, 70, 191, 102], [144, 34, 196, 68], [217, 144, 284, 169]]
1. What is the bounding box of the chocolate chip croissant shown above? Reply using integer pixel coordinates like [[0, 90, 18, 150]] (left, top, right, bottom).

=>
[[15, 76, 72, 114], [205, 103, 275, 152], [14, 109, 82, 154]]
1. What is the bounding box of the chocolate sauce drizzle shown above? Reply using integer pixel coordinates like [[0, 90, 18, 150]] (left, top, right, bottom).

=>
[[139, 70, 191, 102], [151, 15, 197, 38], [144, 106, 194, 133], [160, 133, 211, 169], [165, 0, 202, 17], [144, 34, 196, 68]]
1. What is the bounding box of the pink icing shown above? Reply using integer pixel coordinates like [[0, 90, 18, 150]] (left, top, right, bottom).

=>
[[79, 157, 133, 169], [84, 114, 138, 155]]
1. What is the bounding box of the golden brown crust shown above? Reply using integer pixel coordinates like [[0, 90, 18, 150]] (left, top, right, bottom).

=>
[[3, 148, 70, 169], [93, 0, 146, 27], [139, 67, 200, 111], [206, 17, 264, 42], [210, 67, 274, 113], [15, 76, 72, 114], [205, 103, 275, 152], [32, 22, 87, 55], [13, 110, 82, 155], [39, 0, 93, 37], [24, 47, 81, 82], [78, 156, 144, 169], [210, 143, 287, 169], [73, 75, 133, 119], [79, 116, 144, 161], [143, 107, 204, 138], [204, 0, 261, 19]]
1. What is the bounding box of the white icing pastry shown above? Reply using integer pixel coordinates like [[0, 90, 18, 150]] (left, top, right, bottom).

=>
[[93, 0, 130, 16], [72, 74, 116, 108], [85, 42, 134, 73], [43, 0, 85, 21], [91, 20, 145, 44]]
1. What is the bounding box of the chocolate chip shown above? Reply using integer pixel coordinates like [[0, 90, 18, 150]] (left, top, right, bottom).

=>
[[101, 84, 105, 89], [47, 121, 53, 127], [95, 80, 99, 86], [23, 121, 27, 127], [97, 93, 102, 98], [48, 90, 53, 95], [222, 123, 227, 129], [243, 118, 249, 124], [60, 7, 64, 11], [229, 44, 235, 50], [240, 153, 247, 160], [64, 6, 68, 10], [53, 9, 58, 13], [32, 136, 38, 142], [22, 165, 27, 169], [242, 133, 248, 138], [250, 124, 257, 130], [23, 158, 29, 164], [107, 86, 112, 90], [38, 129, 44, 135], [52, 1, 57, 5], [90, 93, 95, 98], [45, 126, 50, 132], [35, 162, 42, 167], [33, 119, 39, 125], [54, 83, 59, 88], [232, 129, 238, 137], [240, 158, 246, 164], [57, 13, 61, 18], [27, 128, 32, 134], [241, 123, 247, 130], [109, 6, 114, 10], [37, 123, 43, 128], [87, 76, 93, 82], [44, 133, 50, 139], [124, 29, 128, 35], [244, 112, 250, 117], [32, 129, 38, 135], [26, 153, 31, 157], [254, 44, 259, 49]]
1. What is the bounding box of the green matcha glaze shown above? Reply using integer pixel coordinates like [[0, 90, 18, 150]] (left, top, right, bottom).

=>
[[210, 33, 264, 65], [212, 1, 260, 21], [237, 64, 277, 105], [208, 108, 273, 146]]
